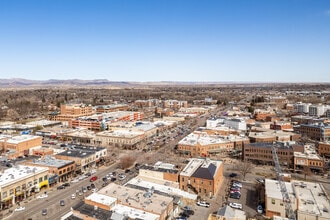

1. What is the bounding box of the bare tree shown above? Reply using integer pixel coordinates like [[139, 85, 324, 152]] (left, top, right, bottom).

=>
[[118, 155, 136, 169], [236, 161, 254, 180]]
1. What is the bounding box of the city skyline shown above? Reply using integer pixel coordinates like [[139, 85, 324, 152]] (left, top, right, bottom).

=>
[[0, 0, 330, 82]]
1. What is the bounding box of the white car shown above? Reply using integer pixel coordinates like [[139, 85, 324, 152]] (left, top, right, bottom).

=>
[[118, 174, 126, 180], [196, 201, 210, 208], [71, 178, 79, 183], [37, 194, 48, 199], [257, 205, 263, 214], [229, 202, 243, 210], [92, 188, 98, 193], [15, 206, 25, 211], [71, 194, 76, 199]]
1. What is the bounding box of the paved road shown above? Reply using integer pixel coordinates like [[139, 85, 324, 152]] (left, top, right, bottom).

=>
[[7, 163, 118, 220]]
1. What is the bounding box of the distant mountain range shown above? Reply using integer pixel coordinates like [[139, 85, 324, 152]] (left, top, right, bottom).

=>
[[0, 78, 328, 88], [0, 78, 134, 88], [0, 78, 228, 88]]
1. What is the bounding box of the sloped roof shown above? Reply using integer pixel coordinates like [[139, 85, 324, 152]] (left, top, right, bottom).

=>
[[191, 163, 216, 180]]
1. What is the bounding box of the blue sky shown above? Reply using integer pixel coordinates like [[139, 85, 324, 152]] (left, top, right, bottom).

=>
[[0, 0, 329, 82]]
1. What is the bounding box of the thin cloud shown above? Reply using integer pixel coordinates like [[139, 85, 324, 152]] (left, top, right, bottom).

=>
[[325, 10, 330, 16]]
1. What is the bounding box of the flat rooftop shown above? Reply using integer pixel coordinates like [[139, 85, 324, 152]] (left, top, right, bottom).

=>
[[180, 158, 222, 180], [0, 165, 48, 187], [265, 179, 295, 201], [27, 156, 74, 168], [178, 132, 231, 146], [56, 149, 94, 158], [85, 192, 117, 207], [6, 135, 41, 144], [126, 176, 197, 200], [293, 180, 330, 218], [97, 129, 144, 138], [111, 204, 159, 220], [98, 183, 173, 215]]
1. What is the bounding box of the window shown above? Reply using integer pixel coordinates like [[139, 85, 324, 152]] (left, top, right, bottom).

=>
[[204, 189, 207, 193], [16, 186, 21, 192], [22, 184, 26, 190], [34, 180, 38, 185], [199, 188, 201, 193], [9, 189, 14, 195], [39, 177, 43, 183], [272, 199, 275, 204], [182, 177, 184, 182], [210, 181, 212, 185], [44, 175, 48, 180], [2, 192, 7, 198]]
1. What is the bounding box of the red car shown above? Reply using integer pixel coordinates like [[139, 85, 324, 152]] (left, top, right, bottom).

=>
[[90, 176, 97, 182]]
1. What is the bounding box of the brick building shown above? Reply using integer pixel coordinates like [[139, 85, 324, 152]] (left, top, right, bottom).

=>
[[318, 142, 330, 158], [48, 103, 94, 121], [179, 158, 223, 197], [5, 135, 42, 159], [295, 123, 330, 141], [243, 142, 304, 167]]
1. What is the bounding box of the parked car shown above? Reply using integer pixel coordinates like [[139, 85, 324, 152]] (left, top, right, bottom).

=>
[[87, 185, 92, 190], [60, 200, 65, 206], [15, 206, 25, 211], [229, 202, 243, 210], [42, 208, 47, 216], [110, 177, 117, 182], [92, 188, 98, 193], [37, 194, 48, 199], [71, 194, 76, 199], [90, 183, 96, 189], [257, 205, 263, 214], [90, 176, 98, 182], [82, 187, 87, 193], [232, 181, 242, 188], [62, 182, 70, 187], [196, 201, 210, 208], [118, 174, 126, 180], [230, 192, 241, 199], [229, 173, 238, 177], [57, 185, 65, 190]]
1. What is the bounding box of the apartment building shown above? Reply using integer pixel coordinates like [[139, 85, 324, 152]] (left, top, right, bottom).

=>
[[248, 130, 300, 143], [5, 135, 42, 159], [243, 142, 304, 167], [95, 104, 129, 113], [295, 123, 330, 141], [178, 132, 234, 157], [0, 165, 49, 210], [254, 109, 276, 121], [163, 100, 188, 109], [265, 179, 330, 220], [206, 117, 247, 131], [318, 142, 330, 157], [265, 179, 297, 218], [270, 121, 293, 131], [48, 103, 94, 121], [294, 145, 324, 173], [24, 156, 75, 184], [179, 158, 223, 197], [95, 129, 145, 149], [134, 99, 161, 108], [55, 146, 106, 173]]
